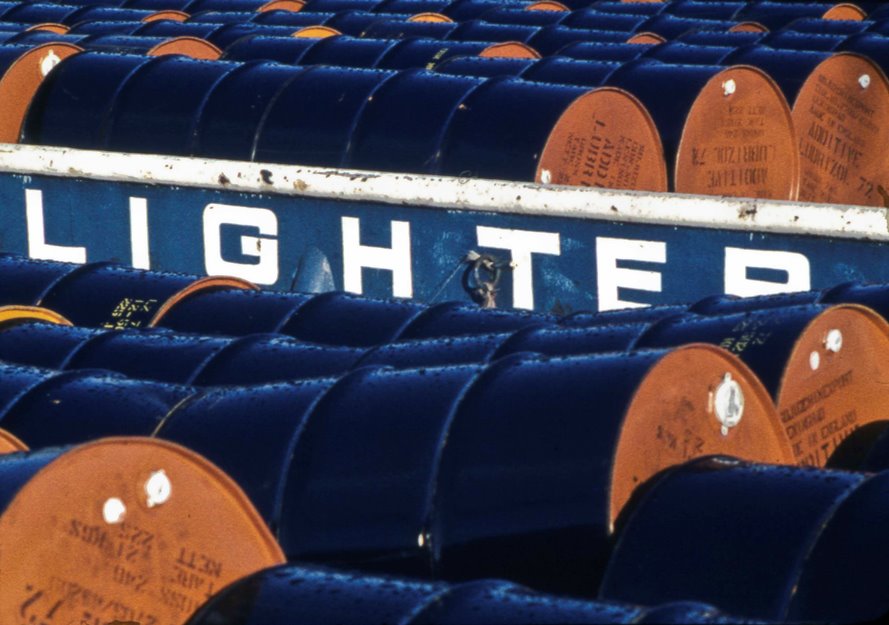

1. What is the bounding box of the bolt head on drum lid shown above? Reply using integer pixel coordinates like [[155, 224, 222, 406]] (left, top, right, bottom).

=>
[[535, 87, 668, 191], [776, 304, 889, 468], [0, 42, 81, 143], [0, 437, 284, 625], [609, 343, 791, 530], [792, 53, 889, 207], [676, 65, 799, 199]]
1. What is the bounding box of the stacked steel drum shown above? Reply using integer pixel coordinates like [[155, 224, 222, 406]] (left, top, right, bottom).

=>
[[5, 252, 889, 623], [1, 0, 889, 623], [0, 0, 883, 203]]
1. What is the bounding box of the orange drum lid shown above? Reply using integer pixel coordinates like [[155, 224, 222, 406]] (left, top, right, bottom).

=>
[[0, 304, 71, 329], [479, 41, 540, 58], [26, 23, 69, 33], [149, 36, 222, 59], [626, 32, 666, 44], [537, 86, 668, 191], [525, 1, 569, 11], [259, 0, 306, 11], [148, 276, 258, 327], [408, 12, 453, 22], [728, 21, 768, 33], [675, 65, 799, 200], [0, 428, 27, 453], [610, 344, 790, 531], [0, 42, 81, 143], [144, 10, 190, 22], [292, 25, 341, 38], [822, 3, 867, 20], [0, 437, 285, 625], [792, 53, 889, 207], [777, 304, 889, 468]]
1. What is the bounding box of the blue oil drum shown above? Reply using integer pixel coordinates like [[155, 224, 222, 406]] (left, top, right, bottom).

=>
[[35, 261, 249, 327], [103, 55, 240, 155], [599, 456, 872, 622], [526, 25, 633, 55], [21, 51, 154, 149], [432, 54, 536, 77], [557, 40, 654, 61], [252, 65, 398, 167], [297, 34, 399, 67], [221, 32, 325, 62], [442, 0, 530, 22], [477, 6, 569, 27], [193, 61, 303, 160], [436, 78, 592, 182], [760, 30, 849, 51], [641, 41, 737, 65], [666, 0, 746, 20], [1, 3, 81, 24], [375, 38, 535, 70], [361, 17, 458, 39], [345, 69, 486, 173], [737, 1, 866, 31], [634, 304, 829, 398], [0, 365, 192, 447], [149, 287, 315, 336], [561, 9, 650, 32]]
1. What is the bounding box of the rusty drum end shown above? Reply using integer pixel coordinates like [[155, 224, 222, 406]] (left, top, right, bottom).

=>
[[408, 12, 453, 22], [536, 86, 668, 191], [0, 437, 285, 625], [148, 275, 258, 327], [792, 53, 889, 207], [728, 21, 768, 33], [675, 65, 799, 200], [0, 428, 27, 454], [0, 304, 72, 329], [292, 25, 342, 38], [26, 23, 69, 33], [144, 10, 190, 22], [479, 41, 541, 59], [259, 0, 306, 12], [0, 42, 81, 144], [626, 32, 667, 44], [610, 343, 790, 532], [777, 304, 889, 468], [525, 1, 569, 11], [148, 36, 223, 59], [822, 3, 867, 21]]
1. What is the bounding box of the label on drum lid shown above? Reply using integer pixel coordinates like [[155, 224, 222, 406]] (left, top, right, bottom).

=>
[[676, 65, 799, 200], [0, 304, 72, 328], [792, 54, 889, 207], [625, 32, 666, 44], [149, 37, 223, 60], [525, 1, 569, 12], [536, 87, 668, 191], [0, 437, 285, 625], [292, 25, 341, 38], [26, 23, 70, 33], [0, 428, 27, 453], [821, 3, 867, 21], [777, 305, 889, 468], [258, 0, 306, 12], [144, 11, 190, 22], [610, 344, 793, 531], [407, 12, 453, 22], [0, 43, 81, 144], [478, 41, 540, 59], [728, 21, 768, 33]]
